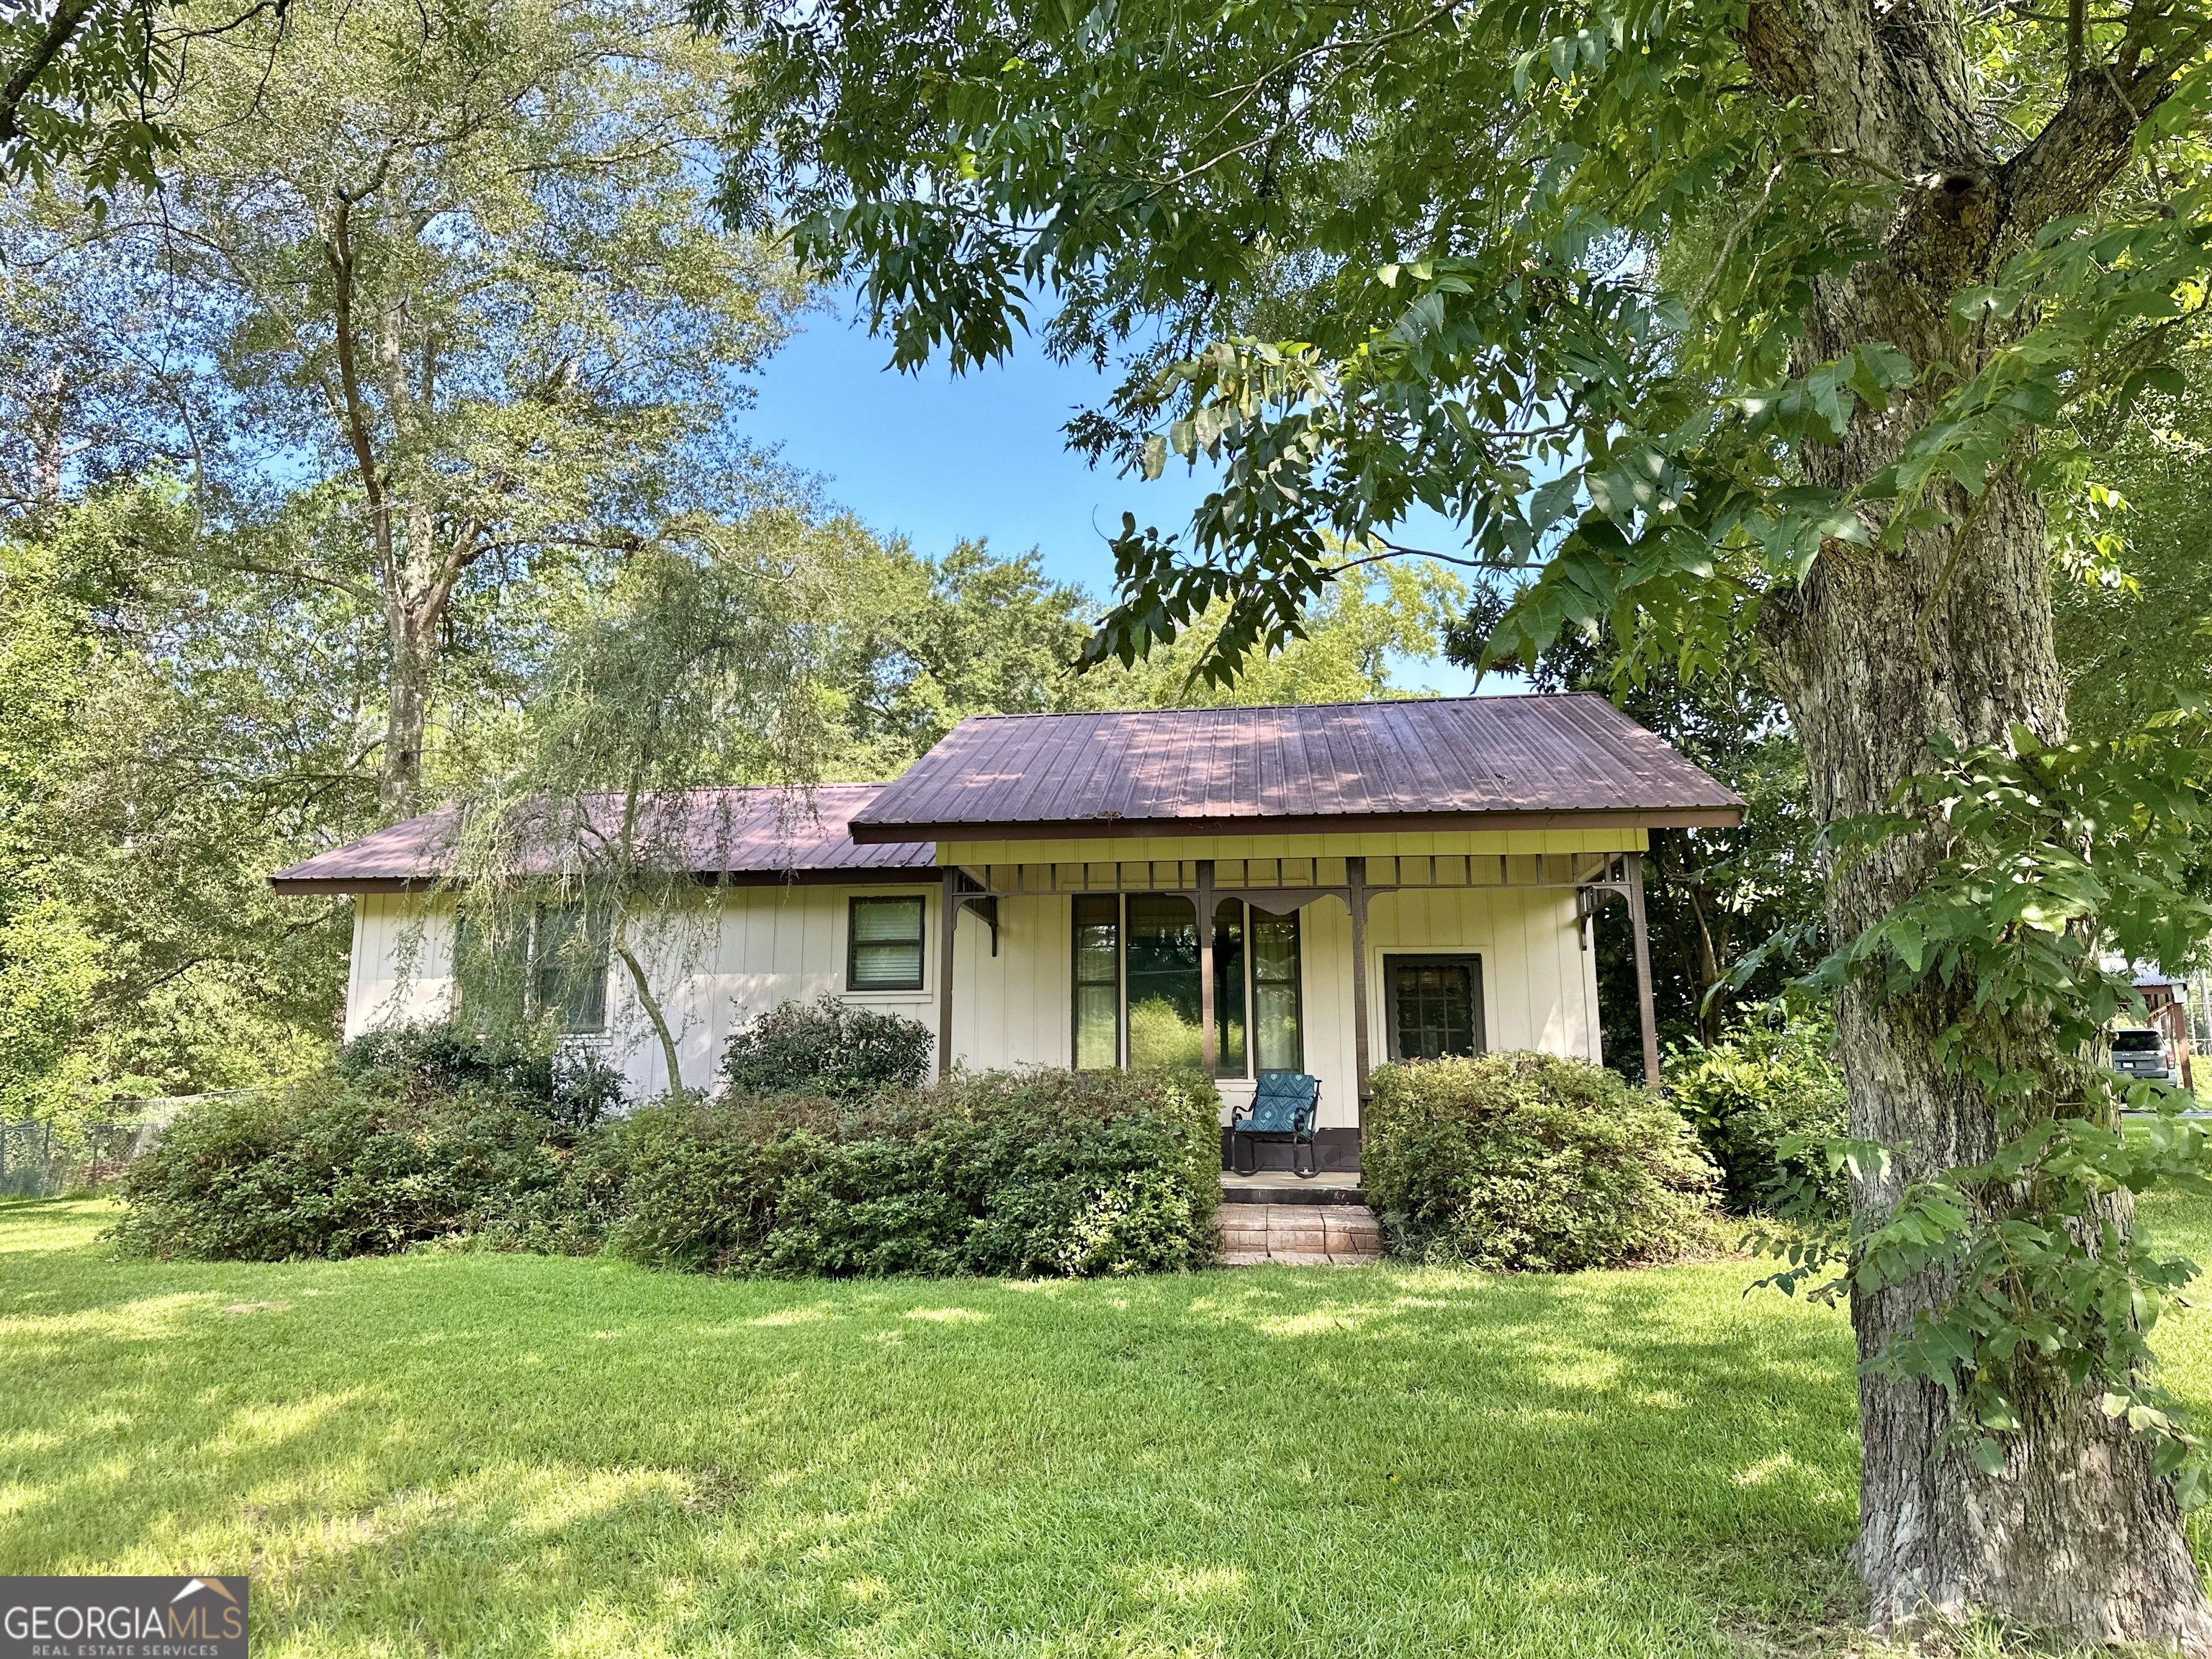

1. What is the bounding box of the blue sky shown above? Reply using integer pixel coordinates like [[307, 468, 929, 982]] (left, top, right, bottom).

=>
[[744, 292, 1483, 696]]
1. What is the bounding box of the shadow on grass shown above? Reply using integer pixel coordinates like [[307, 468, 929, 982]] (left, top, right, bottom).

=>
[[0, 1200, 1860, 1658]]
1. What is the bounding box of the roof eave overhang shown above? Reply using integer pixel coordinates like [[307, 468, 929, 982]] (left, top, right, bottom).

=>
[[850, 805, 1747, 845], [266, 864, 940, 897]]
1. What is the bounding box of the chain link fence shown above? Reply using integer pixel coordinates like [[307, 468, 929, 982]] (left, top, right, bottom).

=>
[[0, 1094, 250, 1197]]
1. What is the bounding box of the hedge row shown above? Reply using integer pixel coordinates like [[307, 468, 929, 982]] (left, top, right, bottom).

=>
[[113, 1006, 1834, 1279], [112, 1048, 1221, 1277]]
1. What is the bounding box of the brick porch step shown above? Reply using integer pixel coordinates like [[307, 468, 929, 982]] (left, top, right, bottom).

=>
[[1218, 1201, 1382, 1267]]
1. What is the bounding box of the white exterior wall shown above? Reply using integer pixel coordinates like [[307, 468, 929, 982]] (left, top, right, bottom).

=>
[[951, 892, 1072, 1069], [1365, 886, 1602, 1058], [346, 894, 457, 1035], [625, 882, 948, 1097], [345, 884, 945, 1099], [1254, 884, 1598, 1134], [342, 874, 1602, 1115]]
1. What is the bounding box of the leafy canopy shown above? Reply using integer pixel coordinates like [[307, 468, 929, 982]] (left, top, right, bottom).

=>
[[703, 0, 2212, 691]]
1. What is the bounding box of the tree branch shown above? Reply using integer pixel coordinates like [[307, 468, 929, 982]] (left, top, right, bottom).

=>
[[0, 0, 98, 146], [320, 196, 393, 580], [215, 557, 382, 606]]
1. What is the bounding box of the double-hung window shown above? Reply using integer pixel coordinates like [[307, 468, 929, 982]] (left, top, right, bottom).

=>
[[454, 902, 608, 1035], [532, 903, 608, 1034], [848, 896, 927, 991], [1072, 895, 1120, 1069], [1248, 907, 1303, 1073]]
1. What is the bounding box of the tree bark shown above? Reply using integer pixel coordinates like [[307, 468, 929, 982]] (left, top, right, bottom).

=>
[[380, 596, 437, 816], [325, 172, 472, 820], [1740, 0, 2212, 1642], [1762, 472, 2211, 1646], [615, 930, 684, 1096], [31, 364, 63, 505]]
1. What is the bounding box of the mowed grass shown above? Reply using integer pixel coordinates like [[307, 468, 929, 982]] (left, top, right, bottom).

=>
[[2, 1197, 2208, 1659]]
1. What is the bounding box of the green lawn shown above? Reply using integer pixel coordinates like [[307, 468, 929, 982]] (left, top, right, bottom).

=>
[[2, 1200, 2209, 1659]]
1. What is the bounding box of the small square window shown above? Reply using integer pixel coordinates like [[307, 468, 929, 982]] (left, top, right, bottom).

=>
[[849, 896, 926, 991]]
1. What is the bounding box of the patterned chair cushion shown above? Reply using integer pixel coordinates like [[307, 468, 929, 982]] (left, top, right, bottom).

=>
[[1233, 1073, 1319, 1136]]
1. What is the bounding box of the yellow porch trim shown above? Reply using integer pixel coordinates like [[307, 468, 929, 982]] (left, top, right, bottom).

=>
[[935, 827, 1649, 866]]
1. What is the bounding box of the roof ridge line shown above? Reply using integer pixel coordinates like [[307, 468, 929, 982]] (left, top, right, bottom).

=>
[[950, 689, 1609, 721]]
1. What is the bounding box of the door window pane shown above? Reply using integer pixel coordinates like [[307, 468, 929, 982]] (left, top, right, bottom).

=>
[[850, 896, 926, 989], [1072, 895, 1120, 1070], [1213, 899, 1246, 1078], [1126, 894, 1202, 1071], [1251, 908, 1302, 1072]]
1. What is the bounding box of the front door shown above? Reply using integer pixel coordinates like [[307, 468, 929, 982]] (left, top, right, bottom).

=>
[[1385, 954, 1485, 1061]]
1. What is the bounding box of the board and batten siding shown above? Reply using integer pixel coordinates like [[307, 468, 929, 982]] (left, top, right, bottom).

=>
[[1257, 886, 1598, 1133], [346, 894, 457, 1035], [343, 875, 1601, 1115], [345, 886, 943, 1098]]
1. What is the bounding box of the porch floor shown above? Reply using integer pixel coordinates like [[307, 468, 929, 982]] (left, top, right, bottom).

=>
[[1218, 1169, 1364, 1205]]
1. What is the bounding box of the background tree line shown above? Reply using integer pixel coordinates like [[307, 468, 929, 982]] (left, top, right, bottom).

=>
[[7, 0, 2209, 1112], [0, 0, 1480, 1113]]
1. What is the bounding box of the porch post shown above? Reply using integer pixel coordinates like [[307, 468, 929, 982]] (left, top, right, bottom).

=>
[[1347, 855, 1372, 1109], [1197, 860, 1216, 1078], [1625, 851, 1661, 1089], [938, 866, 958, 1081]]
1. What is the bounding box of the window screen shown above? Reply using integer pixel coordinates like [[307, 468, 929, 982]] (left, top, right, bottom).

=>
[[849, 896, 926, 990], [1125, 894, 1201, 1071], [533, 903, 608, 1034], [1213, 899, 1247, 1079], [452, 911, 527, 1028], [1385, 955, 1486, 1061]]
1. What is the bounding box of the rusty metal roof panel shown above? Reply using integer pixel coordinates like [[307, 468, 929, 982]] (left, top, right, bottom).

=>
[[848, 694, 1744, 841], [269, 785, 937, 894]]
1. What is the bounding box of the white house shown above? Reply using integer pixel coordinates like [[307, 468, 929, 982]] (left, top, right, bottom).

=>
[[271, 694, 1742, 1172]]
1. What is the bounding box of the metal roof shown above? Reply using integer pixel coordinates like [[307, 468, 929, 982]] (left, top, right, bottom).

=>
[[847, 693, 1743, 843], [267, 785, 937, 894]]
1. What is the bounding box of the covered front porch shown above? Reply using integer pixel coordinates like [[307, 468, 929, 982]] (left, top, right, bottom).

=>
[[929, 838, 1663, 1172]]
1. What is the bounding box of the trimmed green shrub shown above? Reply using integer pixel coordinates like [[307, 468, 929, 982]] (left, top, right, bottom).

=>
[[1665, 1007, 1849, 1217], [109, 1075, 571, 1260], [114, 1046, 1219, 1278], [113, 1022, 625, 1260], [336, 1018, 626, 1132], [1362, 1051, 1719, 1272], [718, 996, 935, 1100], [591, 1068, 1221, 1277]]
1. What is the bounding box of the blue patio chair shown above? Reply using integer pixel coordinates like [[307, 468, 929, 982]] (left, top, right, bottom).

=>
[[1228, 1072, 1322, 1177]]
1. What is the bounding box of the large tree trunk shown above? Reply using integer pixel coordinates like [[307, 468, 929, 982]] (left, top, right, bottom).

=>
[[380, 610, 431, 818], [1743, 10, 2212, 1618], [1763, 470, 2212, 1644], [1735, 0, 2212, 1636], [378, 594, 436, 816]]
